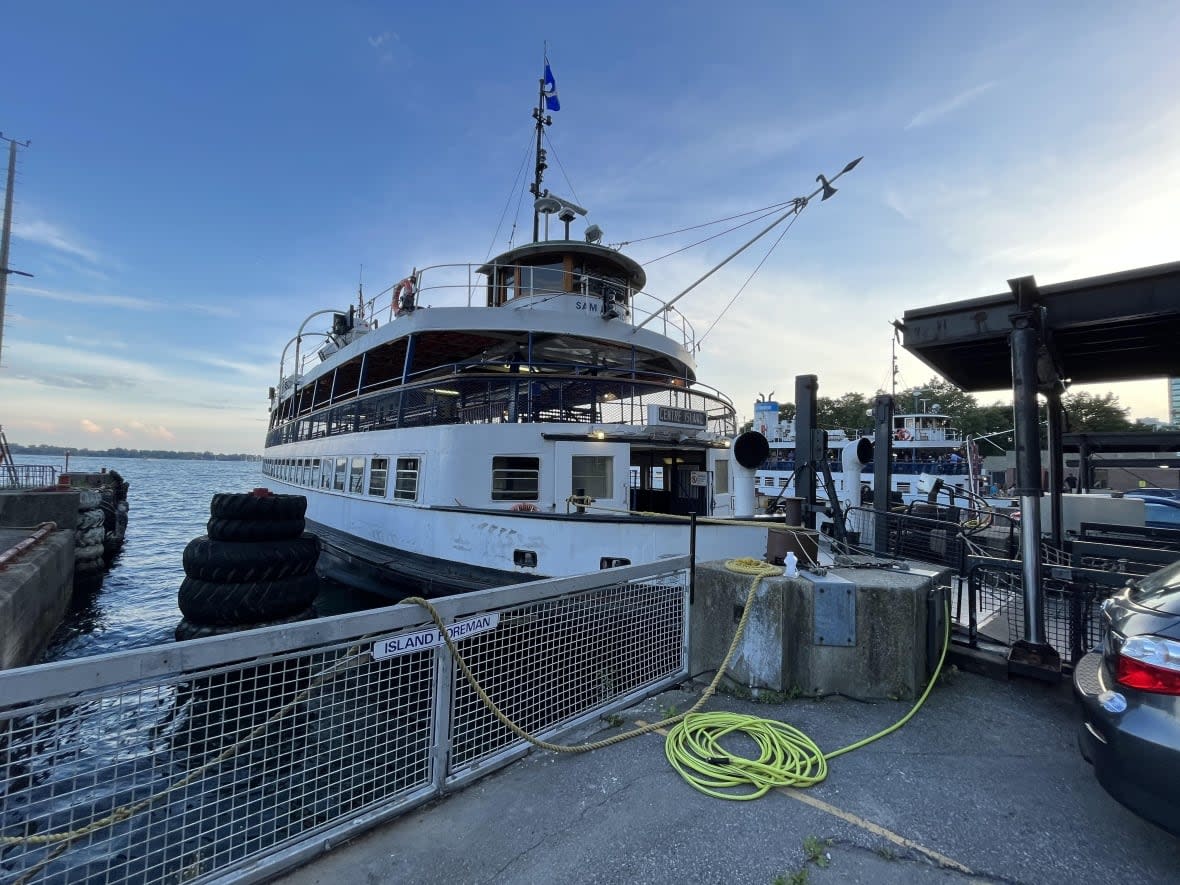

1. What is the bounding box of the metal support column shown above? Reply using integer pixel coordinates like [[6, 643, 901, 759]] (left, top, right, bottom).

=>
[[872, 394, 895, 554], [794, 375, 818, 530], [1008, 285, 1061, 678], [1046, 388, 1065, 549]]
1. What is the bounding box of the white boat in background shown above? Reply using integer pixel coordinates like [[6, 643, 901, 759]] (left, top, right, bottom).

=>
[[260, 72, 861, 598], [750, 398, 994, 512]]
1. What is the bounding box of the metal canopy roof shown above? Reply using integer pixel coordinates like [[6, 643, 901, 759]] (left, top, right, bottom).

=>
[[900, 260, 1180, 391]]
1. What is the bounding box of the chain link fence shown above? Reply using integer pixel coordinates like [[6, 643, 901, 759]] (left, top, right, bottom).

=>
[[0, 560, 688, 885]]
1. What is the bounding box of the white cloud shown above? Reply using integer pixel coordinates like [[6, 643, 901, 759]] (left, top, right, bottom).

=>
[[14, 219, 100, 264], [12, 284, 159, 311], [905, 81, 996, 130], [80, 418, 103, 434]]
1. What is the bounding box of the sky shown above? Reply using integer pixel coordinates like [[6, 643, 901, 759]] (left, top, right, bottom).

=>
[[2, 1, 1178, 454]]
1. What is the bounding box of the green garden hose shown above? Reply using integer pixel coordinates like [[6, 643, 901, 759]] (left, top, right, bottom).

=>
[[664, 571, 951, 800]]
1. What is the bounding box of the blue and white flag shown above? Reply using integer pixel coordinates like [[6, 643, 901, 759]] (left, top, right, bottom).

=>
[[543, 59, 560, 111]]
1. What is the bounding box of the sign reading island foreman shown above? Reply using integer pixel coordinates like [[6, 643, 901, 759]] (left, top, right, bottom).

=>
[[371, 612, 501, 660]]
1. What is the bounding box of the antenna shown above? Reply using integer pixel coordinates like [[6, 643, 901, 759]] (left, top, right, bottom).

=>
[[529, 61, 555, 243]]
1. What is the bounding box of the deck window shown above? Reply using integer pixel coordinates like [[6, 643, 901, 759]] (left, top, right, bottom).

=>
[[492, 456, 539, 501], [369, 458, 389, 497], [334, 457, 347, 491], [321, 460, 333, 489], [394, 457, 420, 501], [349, 458, 365, 493], [572, 455, 612, 499], [525, 262, 565, 295]]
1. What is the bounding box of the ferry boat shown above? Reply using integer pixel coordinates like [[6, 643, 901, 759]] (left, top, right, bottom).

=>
[[260, 71, 861, 598], [750, 398, 992, 512]]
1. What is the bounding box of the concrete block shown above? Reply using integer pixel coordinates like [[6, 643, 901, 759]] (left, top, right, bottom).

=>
[[690, 560, 951, 700], [0, 490, 80, 531], [0, 529, 75, 669]]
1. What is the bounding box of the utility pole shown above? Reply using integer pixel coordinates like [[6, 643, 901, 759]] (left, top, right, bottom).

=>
[[0, 134, 33, 370]]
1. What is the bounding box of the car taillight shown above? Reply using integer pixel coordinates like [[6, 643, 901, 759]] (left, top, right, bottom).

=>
[[1116, 635, 1180, 695]]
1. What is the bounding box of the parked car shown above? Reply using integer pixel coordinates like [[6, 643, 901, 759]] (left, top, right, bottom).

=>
[[1123, 488, 1180, 501], [1074, 557, 1180, 835]]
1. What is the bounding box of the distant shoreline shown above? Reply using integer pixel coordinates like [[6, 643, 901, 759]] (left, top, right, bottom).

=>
[[9, 445, 259, 462]]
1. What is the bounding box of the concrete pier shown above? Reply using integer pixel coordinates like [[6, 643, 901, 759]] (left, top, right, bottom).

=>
[[0, 490, 79, 668], [690, 559, 952, 700]]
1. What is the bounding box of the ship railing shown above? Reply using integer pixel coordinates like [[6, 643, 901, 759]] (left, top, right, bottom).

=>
[[0, 464, 58, 490], [0, 559, 689, 885], [266, 370, 738, 447], [352, 263, 699, 351]]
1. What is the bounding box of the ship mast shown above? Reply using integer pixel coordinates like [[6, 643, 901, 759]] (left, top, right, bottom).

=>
[[529, 75, 553, 243]]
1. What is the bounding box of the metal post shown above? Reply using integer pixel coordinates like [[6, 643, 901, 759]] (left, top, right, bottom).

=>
[[0, 138, 25, 369], [1046, 388, 1065, 549], [872, 394, 895, 553], [794, 375, 819, 530], [1008, 304, 1061, 677], [689, 513, 697, 605]]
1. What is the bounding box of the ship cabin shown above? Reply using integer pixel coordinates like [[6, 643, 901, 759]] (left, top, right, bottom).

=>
[[265, 240, 739, 518]]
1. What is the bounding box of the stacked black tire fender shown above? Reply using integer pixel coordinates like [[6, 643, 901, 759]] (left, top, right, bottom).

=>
[[176, 492, 321, 640], [74, 489, 106, 590], [100, 469, 130, 560]]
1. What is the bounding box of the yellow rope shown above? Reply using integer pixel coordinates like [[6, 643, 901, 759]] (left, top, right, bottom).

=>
[[399, 557, 783, 754], [1, 639, 372, 873], [4, 551, 949, 876]]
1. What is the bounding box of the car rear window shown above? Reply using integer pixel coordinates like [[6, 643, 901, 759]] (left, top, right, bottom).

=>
[[1130, 558, 1180, 604]]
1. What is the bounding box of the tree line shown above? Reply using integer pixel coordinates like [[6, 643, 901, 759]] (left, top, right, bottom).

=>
[[744, 377, 1149, 450], [9, 444, 258, 461]]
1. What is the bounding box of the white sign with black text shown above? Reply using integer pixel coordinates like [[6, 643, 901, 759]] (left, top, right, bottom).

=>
[[371, 612, 500, 661]]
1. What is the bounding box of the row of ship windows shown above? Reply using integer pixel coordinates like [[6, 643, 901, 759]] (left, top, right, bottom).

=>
[[262, 456, 422, 501], [259, 455, 612, 503]]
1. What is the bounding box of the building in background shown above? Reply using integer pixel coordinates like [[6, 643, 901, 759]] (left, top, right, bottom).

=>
[[1170, 377, 1180, 428]]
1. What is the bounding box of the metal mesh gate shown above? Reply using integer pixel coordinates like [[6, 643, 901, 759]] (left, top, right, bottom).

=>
[[0, 560, 689, 884]]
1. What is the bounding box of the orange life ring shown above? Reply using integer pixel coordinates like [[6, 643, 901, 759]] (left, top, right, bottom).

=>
[[393, 276, 417, 315], [894, 428, 911, 441]]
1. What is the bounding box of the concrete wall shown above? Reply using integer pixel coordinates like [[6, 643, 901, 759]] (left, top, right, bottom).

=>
[[690, 560, 950, 700], [0, 489, 80, 530], [0, 529, 75, 669]]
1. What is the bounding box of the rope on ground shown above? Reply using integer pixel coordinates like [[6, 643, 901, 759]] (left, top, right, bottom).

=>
[[399, 557, 783, 754]]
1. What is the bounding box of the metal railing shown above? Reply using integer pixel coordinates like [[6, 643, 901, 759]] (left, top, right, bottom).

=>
[[0, 464, 58, 490], [266, 372, 737, 447], [964, 556, 1122, 667], [0, 559, 689, 885], [842, 504, 1021, 571]]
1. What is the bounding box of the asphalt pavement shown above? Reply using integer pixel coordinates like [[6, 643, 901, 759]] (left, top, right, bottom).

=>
[[276, 666, 1180, 885]]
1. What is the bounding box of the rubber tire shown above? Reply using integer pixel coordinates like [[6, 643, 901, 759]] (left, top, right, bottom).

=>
[[210, 493, 307, 522], [207, 517, 306, 542], [77, 509, 104, 530], [174, 607, 315, 641], [75, 543, 105, 561], [178, 573, 320, 625], [183, 533, 320, 582], [75, 558, 106, 577]]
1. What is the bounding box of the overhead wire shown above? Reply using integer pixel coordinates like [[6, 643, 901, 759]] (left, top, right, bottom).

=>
[[696, 212, 801, 348], [639, 204, 787, 267], [614, 198, 801, 248], [488, 137, 535, 259], [542, 130, 580, 208]]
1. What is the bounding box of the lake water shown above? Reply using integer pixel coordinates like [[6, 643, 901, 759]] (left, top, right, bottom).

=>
[[12, 454, 386, 661]]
